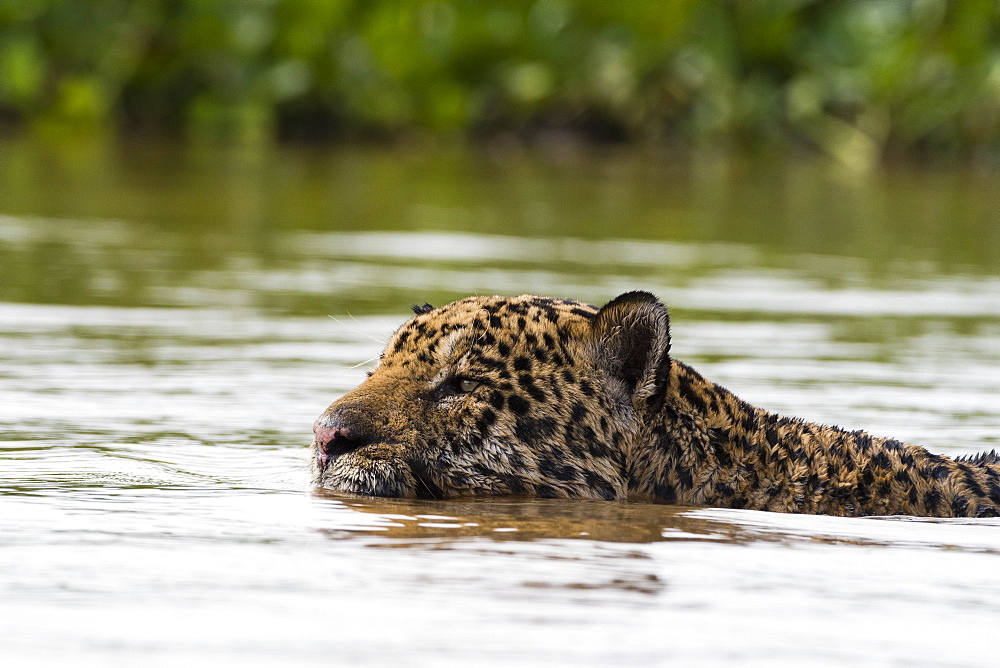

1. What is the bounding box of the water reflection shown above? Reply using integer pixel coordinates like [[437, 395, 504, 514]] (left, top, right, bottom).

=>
[[312, 493, 1000, 556], [315, 493, 700, 543], [1, 140, 998, 313]]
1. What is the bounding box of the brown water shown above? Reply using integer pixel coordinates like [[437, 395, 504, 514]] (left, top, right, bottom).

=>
[[1, 139, 999, 665]]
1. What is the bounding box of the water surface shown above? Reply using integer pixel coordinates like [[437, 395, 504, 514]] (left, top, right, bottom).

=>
[[1, 140, 999, 665]]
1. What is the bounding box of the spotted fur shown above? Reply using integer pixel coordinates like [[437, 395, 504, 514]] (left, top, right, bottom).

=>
[[312, 292, 1000, 517]]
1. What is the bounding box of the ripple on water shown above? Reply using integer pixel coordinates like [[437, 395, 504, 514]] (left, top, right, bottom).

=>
[[2, 249, 999, 664]]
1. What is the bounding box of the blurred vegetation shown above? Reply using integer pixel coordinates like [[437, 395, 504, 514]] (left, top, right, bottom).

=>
[[1, 0, 998, 164]]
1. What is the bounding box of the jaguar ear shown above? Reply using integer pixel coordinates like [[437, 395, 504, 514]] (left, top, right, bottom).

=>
[[590, 291, 671, 402], [411, 303, 435, 315]]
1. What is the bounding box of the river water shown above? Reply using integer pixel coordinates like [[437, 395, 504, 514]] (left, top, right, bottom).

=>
[[1, 140, 999, 665]]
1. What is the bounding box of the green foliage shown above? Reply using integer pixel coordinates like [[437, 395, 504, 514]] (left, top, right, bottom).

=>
[[1, 0, 998, 159]]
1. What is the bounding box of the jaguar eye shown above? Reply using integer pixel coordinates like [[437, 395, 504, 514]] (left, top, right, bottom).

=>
[[457, 378, 481, 393]]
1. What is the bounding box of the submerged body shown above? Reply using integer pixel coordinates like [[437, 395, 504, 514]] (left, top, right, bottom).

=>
[[312, 292, 1000, 517]]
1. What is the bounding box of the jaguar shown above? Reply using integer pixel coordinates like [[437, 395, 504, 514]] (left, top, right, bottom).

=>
[[311, 292, 1000, 517]]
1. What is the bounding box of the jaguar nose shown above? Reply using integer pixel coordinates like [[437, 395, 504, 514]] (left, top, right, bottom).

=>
[[313, 418, 368, 466]]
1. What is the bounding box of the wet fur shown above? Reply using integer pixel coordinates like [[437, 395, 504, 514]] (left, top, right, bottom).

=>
[[312, 292, 1000, 517]]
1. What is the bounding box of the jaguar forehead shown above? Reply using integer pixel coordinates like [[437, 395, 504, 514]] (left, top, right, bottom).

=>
[[436, 327, 467, 359]]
